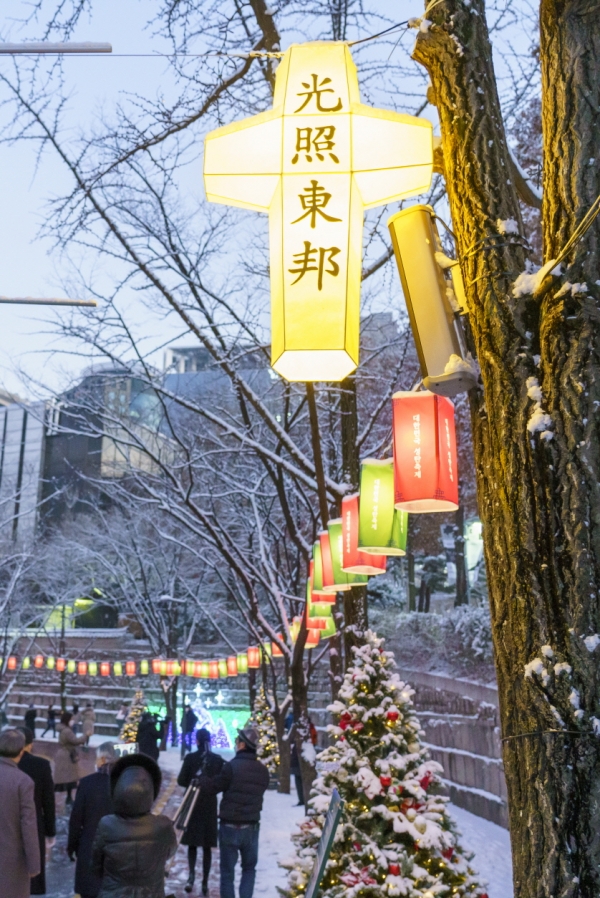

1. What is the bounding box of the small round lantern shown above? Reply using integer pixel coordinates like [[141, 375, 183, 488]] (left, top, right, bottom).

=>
[[113, 661, 123, 677], [100, 661, 110, 676], [34, 654, 44, 669], [247, 646, 261, 669], [126, 661, 136, 676], [152, 659, 161, 674], [88, 661, 98, 676], [67, 660, 76, 674], [77, 661, 87, 676], [218, 658, 228, 678], [200, 661, 210, 679], [56, 657, 66, 673], [209, 660, 219, 679], [227, 656, 238, 677], [46, 656, 55, 670], [237, 653, 248, 674], [140, 660, 149, 676]]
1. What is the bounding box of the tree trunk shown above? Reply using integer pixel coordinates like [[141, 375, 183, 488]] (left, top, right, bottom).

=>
[[164, 677, 179, 746], [290, 630, 315, 807], [275, 711, 291, 795], [454, 505, 469, 607], [414, 1, 600, 894], [407, 550, 417, 611]]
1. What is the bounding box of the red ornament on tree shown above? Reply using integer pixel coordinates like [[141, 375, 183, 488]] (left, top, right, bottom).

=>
[[379, 775, 392, 788], [388, 864, 400, 876], [419, 772, 434, 790], [386, 710, 399, 722], [442, 847, 454, 860], [353, 841, 362, 852]]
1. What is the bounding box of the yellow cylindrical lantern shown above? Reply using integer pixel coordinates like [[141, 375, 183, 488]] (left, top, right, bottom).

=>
[[204, 42, 433, 383], [22, 656, 31, 670], [46, 656, 55, 670], [113, 661, 123, 677], [237, 653, 248, 674], [88, 661, 98, 676], [140, 659, 149, 675], [200, 661, 210, 679], [358, 458, 408, 555], [67, 659, 76, 674], [388, 204, 476, 397], [218, 658, 228, 678], [227, 656, 239, 676]]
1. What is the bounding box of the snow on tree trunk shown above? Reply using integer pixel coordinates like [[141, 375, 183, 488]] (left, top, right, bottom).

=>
[[413, 0, 600, 893], [280, 632, 488, 898], [249, 685, 281, 776]]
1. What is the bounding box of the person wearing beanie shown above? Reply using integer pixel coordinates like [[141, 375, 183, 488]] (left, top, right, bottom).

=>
[[177, 728, 224, 894], [91, 753, 176, 898], [0, 728, 40, 898], [198, 726, 269, 898]]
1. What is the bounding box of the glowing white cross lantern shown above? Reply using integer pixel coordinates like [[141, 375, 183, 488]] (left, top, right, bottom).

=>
[[204, 41, 433, 382]]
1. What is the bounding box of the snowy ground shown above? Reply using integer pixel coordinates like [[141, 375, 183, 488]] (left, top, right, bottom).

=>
[[40, 740, 513, 898]]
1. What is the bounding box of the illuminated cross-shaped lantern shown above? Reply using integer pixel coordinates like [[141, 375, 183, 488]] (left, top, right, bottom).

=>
[[204, 41, 434, 382]]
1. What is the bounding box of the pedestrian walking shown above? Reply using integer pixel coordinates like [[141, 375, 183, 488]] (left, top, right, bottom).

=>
[[24, 704, 37, 736], [17, 727, 56, 896], [91, 753, 176, 898], [71, 703, 81, 736], [198, 727, 270, 898], [180, 703, 199, 757], [0, 728, 41, 898], [54, 712, 86, 806], [68, 743, 116, 898], [137, 711, 160, 761], [81, 702, 96, 746], [40, 705, 56, 739], [177, 728, 224, 894], [289, 741, 304, 806]]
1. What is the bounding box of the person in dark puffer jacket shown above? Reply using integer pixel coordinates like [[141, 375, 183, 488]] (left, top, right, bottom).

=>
[[198, 726, 270, 898], [91, 753, 176, 898]]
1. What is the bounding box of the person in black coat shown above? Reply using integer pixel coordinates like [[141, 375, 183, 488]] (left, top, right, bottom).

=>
[[67, 742, 116, 898], [17, 727, 56, 895], [180, 704, 199, 756], [24, 705, 37, 735], [177, 728, 224, 894], [198, 727, 270, 898], [91, 753, 176, 898], [136, 712, 160, 761]]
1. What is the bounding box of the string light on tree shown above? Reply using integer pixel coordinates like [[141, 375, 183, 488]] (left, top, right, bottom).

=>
[[248, 685, 280, 776], [120, 690, 147, 743]]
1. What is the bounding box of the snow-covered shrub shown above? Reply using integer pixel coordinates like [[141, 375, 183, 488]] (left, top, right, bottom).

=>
[[280, 631, 488, 898]]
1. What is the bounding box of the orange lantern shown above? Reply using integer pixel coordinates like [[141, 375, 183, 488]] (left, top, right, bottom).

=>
[[392, 390, 459, 511], [152, 659, 161, 674], [209, 660, 219, 679], [306, 628, 320, 647], [341, 494, 387, 575], [227, 656, 238, 677], [34, 654, 44, 669], [56, 657, 66, 672], [272, 635, 285, 657], [166, 660, 175, 676], [319, 531, 352, 593], [247, 646, 261, 669], [100, 661, 110, 677], [126, 661, 136, 676], [193, 661, 203, 678], [78, 661, 87, 676], [310, 558, 336, 603], [7, 655, 17, 671]]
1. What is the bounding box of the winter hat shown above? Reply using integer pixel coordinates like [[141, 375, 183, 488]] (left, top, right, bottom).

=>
[[237, 727, 259, 751], [110, 752, 162, 800], [196, 727, 212, 746]]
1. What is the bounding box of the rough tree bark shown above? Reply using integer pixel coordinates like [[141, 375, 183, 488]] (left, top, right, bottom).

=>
[[413, 0, 600, 895]]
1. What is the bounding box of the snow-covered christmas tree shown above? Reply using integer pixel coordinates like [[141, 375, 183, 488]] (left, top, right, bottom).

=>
[[249, 685, 280, 776], [120, 690, 146, 743], [281, 631, 488, 898]]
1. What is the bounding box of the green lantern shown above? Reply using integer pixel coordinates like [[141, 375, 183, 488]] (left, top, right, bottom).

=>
[[237, 653, 248, 674], [88, 661, 98, 676], [22, 656, 31, 670], [358, 458, 408, 555], [320, 615, 337, 639], [67, 659, 76, 674], [140, 659, 149, 675], [218, 658, 228, 678], [262, 641, 272, 659], [46, 656, 55, 670], [312, 541, 326, 592], [327, 518, 369, 588], [113, 661, 123, 676], [200, 661, 210, 679], [306, 578, 333, 619]]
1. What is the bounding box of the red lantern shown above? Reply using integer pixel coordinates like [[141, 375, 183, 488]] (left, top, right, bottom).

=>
[[247, 646, 261, 669], [78, 661, 87, 676], [389, 864, 400, 876], [34, 654, 44, 669], [209, 660, 219, 679], [310, 557, 336, 603], [392, 391, 458, 512], [166, 660, 175, 676], [272, 635, 285, 657], [319, 531, 351, 594], [126, 661, 136, 676], [152, 659, 161, 674], [100, 661, 110, 677], [305, 628, 320, 647], [56, 657, 66, 672], [341, 494, 387, 575], [7, 655, 17, 671], [227, 656, 238, 677], [192, 661, 202, 678]]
